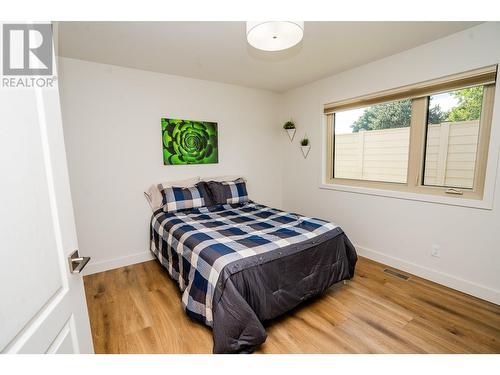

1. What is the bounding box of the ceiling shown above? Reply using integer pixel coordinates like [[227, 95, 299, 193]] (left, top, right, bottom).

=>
[[57, 21, 481, 92]]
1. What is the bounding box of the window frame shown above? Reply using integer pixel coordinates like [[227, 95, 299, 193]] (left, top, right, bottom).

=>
[[324, 66, 497, 202]]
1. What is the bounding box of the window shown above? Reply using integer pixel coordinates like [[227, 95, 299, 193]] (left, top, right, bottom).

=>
[[334, 99, 412, 184], [423, 86, 484, 189], [325, 65, 497, 200]]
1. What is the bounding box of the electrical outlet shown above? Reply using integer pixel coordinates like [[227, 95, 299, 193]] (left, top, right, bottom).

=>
[[431, 244, 441, 258]]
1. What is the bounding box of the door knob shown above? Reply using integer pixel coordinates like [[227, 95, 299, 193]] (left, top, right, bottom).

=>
[[68, 249, 91, 274]]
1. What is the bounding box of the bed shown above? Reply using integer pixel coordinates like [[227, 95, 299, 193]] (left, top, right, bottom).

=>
[[150, 200, 357, 353]]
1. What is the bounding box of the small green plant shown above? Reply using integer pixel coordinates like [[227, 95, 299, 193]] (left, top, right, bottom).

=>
[[283, 121, 295, 130], [300, 137, 310, 146]]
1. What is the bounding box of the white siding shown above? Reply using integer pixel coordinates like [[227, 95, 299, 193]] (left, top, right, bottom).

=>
[[334, 120, 479, 187], [423, 121, 479, 188]]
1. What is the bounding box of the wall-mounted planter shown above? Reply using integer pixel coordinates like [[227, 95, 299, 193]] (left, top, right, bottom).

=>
[[300, 145, 311, 159], [285, 128, 296, 142]]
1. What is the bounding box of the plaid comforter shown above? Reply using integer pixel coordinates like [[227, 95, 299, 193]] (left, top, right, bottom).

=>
[[150, 202, 338, 326]]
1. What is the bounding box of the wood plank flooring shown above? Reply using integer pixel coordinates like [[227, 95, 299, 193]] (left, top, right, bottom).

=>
[[83, 257, 500, 353]]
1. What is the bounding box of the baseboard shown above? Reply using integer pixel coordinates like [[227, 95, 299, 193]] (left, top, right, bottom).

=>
[[355, 244, 500, 305], [82, 251, 154, 276]]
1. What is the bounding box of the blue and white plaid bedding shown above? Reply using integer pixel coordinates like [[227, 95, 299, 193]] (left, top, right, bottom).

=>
[[158, 184, 205, 212], [150, 202, 337, 326], [218, 178, 248, 204]]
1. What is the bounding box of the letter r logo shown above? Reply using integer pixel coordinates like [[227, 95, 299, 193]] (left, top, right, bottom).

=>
[[2, 24, 53, 75]]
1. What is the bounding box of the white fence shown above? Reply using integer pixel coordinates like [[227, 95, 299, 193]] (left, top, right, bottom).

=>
[[334, 120, 479, 188]]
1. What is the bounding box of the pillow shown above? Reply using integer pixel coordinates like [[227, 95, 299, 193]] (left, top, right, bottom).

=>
[[159, 185, 205, 213], [200, 175, 245, 182], [206, 178, 249, 205], [144, 177, 200, 211], [195, 181, 217, 207]]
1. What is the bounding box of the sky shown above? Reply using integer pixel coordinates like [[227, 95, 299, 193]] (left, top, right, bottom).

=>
[[334, 92, 459, 134]]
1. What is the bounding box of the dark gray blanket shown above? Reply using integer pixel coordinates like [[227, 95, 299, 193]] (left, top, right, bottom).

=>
[[212, 228, 357, 353]]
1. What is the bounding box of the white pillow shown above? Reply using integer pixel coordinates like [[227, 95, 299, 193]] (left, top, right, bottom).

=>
[[144, 177, 200, 211]]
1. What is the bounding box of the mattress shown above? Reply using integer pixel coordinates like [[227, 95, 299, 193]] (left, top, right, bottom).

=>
[[150, 202, 357, 353]]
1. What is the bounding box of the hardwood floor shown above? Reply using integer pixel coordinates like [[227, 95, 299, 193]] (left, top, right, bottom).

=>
[[83, 257, 500, 353]]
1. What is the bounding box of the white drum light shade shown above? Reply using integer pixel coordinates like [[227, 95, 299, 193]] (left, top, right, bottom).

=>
[[246, 21, 304, 51]]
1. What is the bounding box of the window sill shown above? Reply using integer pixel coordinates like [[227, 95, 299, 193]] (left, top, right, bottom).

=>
[[319, 183, 493, 210]]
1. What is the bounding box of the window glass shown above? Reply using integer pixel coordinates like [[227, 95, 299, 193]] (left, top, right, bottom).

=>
[[423, 85, 484, 189], [334, 99, 411, 183]]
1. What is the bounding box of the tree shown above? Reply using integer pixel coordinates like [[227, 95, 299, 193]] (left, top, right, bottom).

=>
[[351, 100, 447, 132], [350, 87, 483, 132], [446, 86, 484, 122], [429, 104, 448, 124]]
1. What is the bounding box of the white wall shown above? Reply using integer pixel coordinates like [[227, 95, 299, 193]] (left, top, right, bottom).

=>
[[279, 22, 500, 304], [58, 57, 283, 274]]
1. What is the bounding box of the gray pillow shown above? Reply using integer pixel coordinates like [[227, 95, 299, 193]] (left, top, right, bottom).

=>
[[206, 178, 248, 205], [195, 181, 217, 207]]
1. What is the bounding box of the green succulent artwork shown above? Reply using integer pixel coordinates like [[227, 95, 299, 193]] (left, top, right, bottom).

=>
[[161, 118, 218, 165]]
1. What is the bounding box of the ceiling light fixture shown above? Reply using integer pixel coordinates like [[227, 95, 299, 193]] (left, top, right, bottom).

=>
[[246, 21, 304, 52]]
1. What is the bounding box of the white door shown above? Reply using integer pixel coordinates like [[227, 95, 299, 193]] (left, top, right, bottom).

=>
[[0, 22, 94, 353]]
